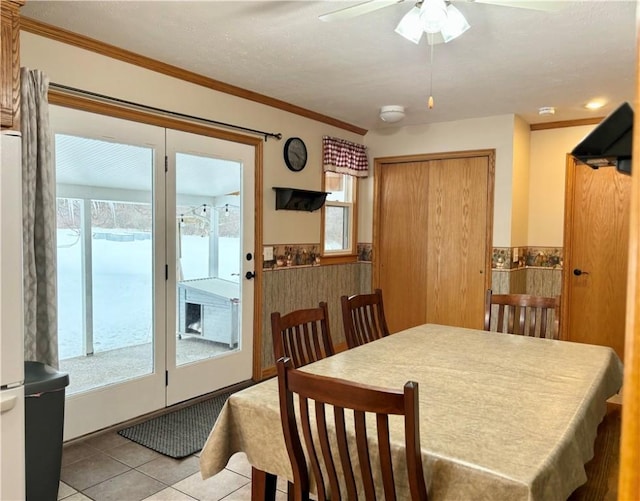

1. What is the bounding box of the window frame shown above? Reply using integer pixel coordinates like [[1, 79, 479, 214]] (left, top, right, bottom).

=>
[[320, 171, 358, 263]]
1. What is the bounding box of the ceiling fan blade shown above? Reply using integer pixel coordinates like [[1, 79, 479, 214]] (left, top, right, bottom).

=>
[[319, 0, 403, 22], [465, 0, 565, 12]]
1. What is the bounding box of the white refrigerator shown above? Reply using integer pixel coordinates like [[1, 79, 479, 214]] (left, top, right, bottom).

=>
[[0, 131, 25, 501]]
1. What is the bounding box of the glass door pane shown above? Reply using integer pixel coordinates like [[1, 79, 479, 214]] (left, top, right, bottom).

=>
[[175, 153, 241, 366], [57, 135, 154, 393]]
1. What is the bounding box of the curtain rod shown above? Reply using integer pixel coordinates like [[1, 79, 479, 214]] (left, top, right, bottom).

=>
[[49, 83, 283, 142]]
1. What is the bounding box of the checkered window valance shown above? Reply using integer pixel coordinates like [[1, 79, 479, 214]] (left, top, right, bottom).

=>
[[322, 136, 369, 178]]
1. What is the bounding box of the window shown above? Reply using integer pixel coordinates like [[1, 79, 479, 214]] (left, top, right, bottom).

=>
[[322, 171, 357, 256]]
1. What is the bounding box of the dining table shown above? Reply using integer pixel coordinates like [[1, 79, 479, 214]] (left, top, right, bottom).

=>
[[199, 323, 624, 500]]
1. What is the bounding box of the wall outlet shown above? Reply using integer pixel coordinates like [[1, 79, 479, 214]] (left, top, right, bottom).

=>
[[512, 247, 519, 263], [263, 246, 274, 261]]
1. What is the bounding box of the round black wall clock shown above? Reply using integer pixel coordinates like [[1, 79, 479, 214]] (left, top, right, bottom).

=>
[[283, 137, 308, 172]]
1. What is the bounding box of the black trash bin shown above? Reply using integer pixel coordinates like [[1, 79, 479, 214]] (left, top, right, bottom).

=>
[[24, 361, 70, 501]]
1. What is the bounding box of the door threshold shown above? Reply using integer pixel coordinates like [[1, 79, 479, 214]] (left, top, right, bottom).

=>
[[63, 379, 255, 447]]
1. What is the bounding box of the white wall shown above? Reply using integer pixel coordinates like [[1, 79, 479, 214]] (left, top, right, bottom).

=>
[[528, 125, 595, 247], [362, 119, 599, 249], [21, 31, 598, 250], [20, 32, 364, 246], [362, 115, 516, 247]]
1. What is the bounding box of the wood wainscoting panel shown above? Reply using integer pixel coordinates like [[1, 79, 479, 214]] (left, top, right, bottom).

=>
[[525, 268, 562, 297], [261, 263, 370, 374]]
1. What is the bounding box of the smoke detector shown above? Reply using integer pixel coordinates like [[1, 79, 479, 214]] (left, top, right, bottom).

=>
[[380, 105, 405, 123], [538, 106, 556, 116]]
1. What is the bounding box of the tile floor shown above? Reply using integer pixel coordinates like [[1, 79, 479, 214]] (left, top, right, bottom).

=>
[[58, 431, 288, 501]]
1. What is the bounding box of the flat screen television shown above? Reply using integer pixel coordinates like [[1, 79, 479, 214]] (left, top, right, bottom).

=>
[[571, 102, 633, 175]]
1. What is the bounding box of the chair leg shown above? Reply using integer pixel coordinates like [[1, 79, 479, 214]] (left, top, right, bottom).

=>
[[251, 467, 277, 501], [287, 480, 311, 501]]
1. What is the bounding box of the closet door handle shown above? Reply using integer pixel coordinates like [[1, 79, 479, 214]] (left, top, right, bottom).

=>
[[573, 268, 590, 276]]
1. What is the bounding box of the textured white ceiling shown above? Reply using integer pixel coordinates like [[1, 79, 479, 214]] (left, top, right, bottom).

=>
[[21, 0, 637, 131]]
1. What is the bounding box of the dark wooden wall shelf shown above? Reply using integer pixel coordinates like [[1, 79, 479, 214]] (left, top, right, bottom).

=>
[[273, 187, 329, 212]]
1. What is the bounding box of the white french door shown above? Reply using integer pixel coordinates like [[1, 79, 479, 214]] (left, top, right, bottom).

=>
[[51, 106, 254, 439], [165, 129, 254, 405]]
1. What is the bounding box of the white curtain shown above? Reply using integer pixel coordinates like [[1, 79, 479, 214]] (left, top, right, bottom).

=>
[[21, 68, 58, 368]]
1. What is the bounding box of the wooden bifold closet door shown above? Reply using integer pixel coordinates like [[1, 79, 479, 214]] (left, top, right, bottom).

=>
[[373, 151, 494, 333]]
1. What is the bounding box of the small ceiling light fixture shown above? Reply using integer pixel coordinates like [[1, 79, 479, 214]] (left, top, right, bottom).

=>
[[584, 100, 606, 110], [538, 106, 556, 116], [380, 105, 406, 123], [395, 0, 470, 45]]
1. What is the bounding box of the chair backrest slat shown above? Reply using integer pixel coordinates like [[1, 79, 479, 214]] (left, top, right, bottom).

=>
[[271, 302, 334, 368], [276, 357, 429, 500], [354, 410, 376, 500], [377, 413, 396, 501], [315, 401, 341, 501], [300, 397, 327, 500], [334, 408, 357, 498], [484, 290, 560, 339], [280, 372, 310, 501], [341, 289, 390, 349]]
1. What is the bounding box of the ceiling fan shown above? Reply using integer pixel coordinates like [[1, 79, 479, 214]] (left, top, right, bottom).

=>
[[320, 0, 561, 22], [320, 0, 562, 111], [320, 0, 563, 44]]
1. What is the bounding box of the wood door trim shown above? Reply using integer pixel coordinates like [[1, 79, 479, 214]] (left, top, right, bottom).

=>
[[375, 149, 495, 165], [529, 118, 603, 131], [49, 90, 263, 146], [484, 153, 496, 291], [48, 92, 265, 382], [372, 149, 495, 298], [560, 154, 576, 342], [618, 14, 640, 493]]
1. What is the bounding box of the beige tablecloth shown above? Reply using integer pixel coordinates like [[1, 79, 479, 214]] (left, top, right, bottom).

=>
[[200, 324, 623, 501]]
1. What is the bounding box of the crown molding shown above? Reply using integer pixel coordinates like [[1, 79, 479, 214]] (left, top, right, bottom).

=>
[[20, 16, 368, 136], [530, 117, 603, 131]]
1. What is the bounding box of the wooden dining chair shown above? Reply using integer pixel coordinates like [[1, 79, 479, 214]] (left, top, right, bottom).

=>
[[340, 288, 390, 349], [271, 302, 335, 368], [484, 289, 560, 339], [276, 357, 428, 501]]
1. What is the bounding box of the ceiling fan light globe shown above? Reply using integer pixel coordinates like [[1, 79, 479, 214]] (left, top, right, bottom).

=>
[[394, 6, 424, 44], [419, 0, 448, 34], [441, 4, 470, 42]]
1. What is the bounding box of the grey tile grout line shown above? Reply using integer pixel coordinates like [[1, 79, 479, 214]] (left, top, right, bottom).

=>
[[60, 453, 173, 499], [60, 454, 251, 501]]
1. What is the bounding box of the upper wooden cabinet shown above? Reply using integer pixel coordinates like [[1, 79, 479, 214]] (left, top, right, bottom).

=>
[[1, 0, 24, 130]]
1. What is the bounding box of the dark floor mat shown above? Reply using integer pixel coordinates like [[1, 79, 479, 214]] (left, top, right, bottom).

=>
[[117, 391, 233, 459]]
